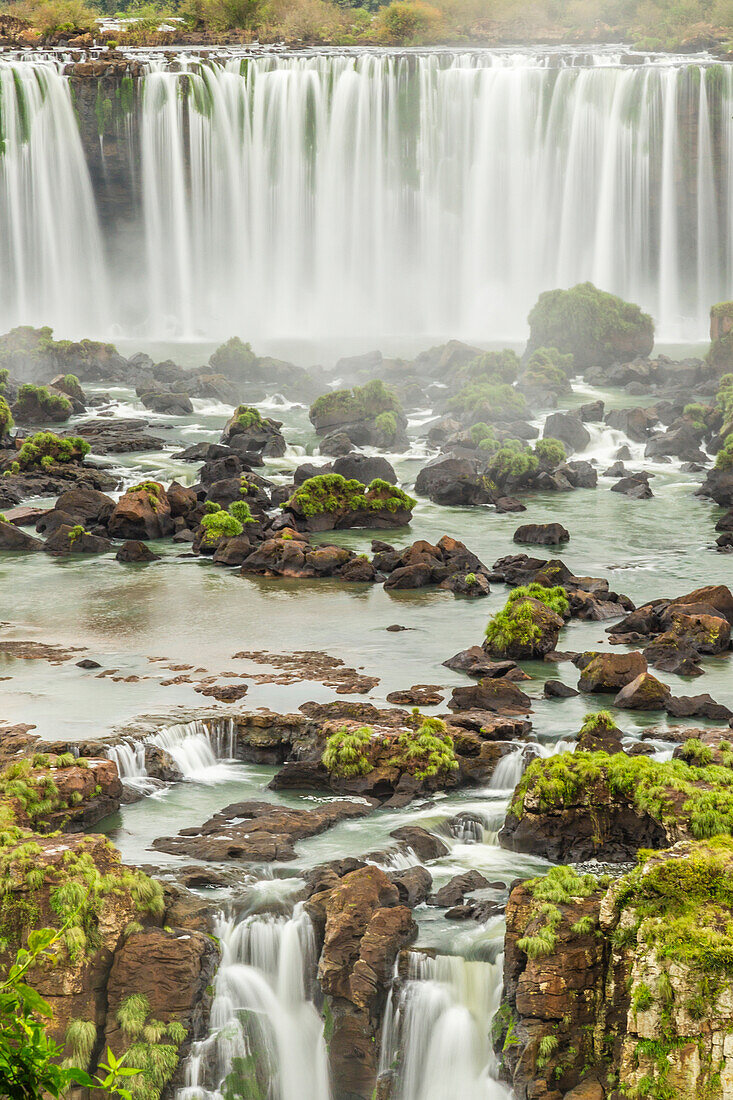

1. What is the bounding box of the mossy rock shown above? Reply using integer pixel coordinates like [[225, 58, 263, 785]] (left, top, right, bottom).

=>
[[526, 282, 654, 370]]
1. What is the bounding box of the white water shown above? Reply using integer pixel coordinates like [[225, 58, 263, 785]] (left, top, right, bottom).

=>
[[0, 62, 109, 334], [178, 908, 331, 1100], [380, 951, 511, 1100], [2, 52, 733, 341], [107, 718, 235, 785]]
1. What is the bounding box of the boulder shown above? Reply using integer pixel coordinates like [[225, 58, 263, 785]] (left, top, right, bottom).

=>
[[543, 412, 590, 453], [414, 454, 491, 506], [526, 283, 654, 369], [43, 524, 111, 554], [140, 390, 194, 415], [0, 519, 43, 551], [613, 671, 671, 710], [578, 651, 647, 693], [333, 454, 397, 485], [513, 522, 570, 546], [116, 539, 161, 563], [448, 678, 532, 715], [108, 483, 173, 540]]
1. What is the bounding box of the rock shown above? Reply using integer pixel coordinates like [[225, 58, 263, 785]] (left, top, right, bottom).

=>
[[448, 678, 532, 715], [613, 671, 670, 710], [116, 540, 161, 563], [579, 400, 604, 422], [319, 430, 354, 456], [388, 866, 433, 907], [443, 647, 519, 678], [140, 390, 194, 415], [514, 522, 570, 546], [666, 694, 733, 721], [484, 596, 565, 660], [526, 283, 654, 369], [386, 685, 444, 706], [495, 496, 527, 512], [543, 412, 590, 453], [333, 453, 397, 485], [221, 407, 286, 457], [43, 524, 111, 554], [544, 679, 579, 698], [211, 535, 254, 566], [578, 651, 647, 693], [604, 407, 655, 442], [611, 475, 654, 498], [41, 487, 115, 531], [108, 482, 173, 540], [0, 519, 43, 551], [387, 826, 449, 861], [414, 454, 491, 506], [429, 870, 491, 907], [557, 460, 598, 489]]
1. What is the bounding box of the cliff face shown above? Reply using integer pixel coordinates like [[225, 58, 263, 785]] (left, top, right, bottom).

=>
[[497, 839, 733, 1100]]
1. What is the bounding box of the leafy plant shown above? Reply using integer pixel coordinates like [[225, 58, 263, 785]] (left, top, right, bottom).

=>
[[322, 726, 373, 777]]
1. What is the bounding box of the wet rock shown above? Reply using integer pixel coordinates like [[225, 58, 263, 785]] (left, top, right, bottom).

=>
[[414, 454, 492, 506], [333, 453, 397, 485], [386, 685, 444, 706], [43, 524, 111, 555], [543, 412, 590, 453], [665, 694, 733, 721], [428, 870, 491, 908], [578, 651, 647, 693], [544, 679, 579, 698], [611, 475, 654, 498], [613, 671, 671, 710], [221, 408, 286, 457], [140, 390, 194, 415], [319, 430, 354, 456], [116, 539, 161, 563], [388, 866, 433, 907], [513, 522, 570, 546], [0, 519, 43, 551], [605, 406, 656, 442], [579, 400, 604, 421], [448, 678, 532, 715], [109, 482, 174, 540]]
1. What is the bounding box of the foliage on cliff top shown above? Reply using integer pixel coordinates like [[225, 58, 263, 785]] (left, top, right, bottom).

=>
[[286, 473, 415, 516], [527, 282, 654, 368], [309, 379, 402, 426], [234, 404, 264, 429], [510, 750, 733, 844]]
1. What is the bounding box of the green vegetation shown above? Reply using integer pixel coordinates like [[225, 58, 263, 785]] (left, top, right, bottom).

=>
[[0, 923, 138, 1098], [209, 336, 256, 374], [228, 500, 256, 525], [117, 993, 186, 1100], [199, 509, 244, 545], [579, 710, 619, 735], [389, 717, 458, 780], [5, 431, 90, 476], [468, 422, 499, 453], [715, 433, 733, 471], [510, 750, 733, 844], [716, 372, 733, 424], [516, 865, 604, 958], [527, 282, 653, 369], [485, 439, 538, 487], [679, 738, 715, 767], [128, 480, 162, 501], [234, 405, 264, 430], [13, 383, 72, 423], [375, 410, 398, 439], [485, 584, 568, 656], [533, 437, 566, 470], [287, 473, 415, 517], [322, 726, 373, 777], [448, 381, 526, 423], [0, 396, 13, 437], [521, 347, 573, 394], [459, 349, 520, 385], [67, 524, 86, 547], [309, 379, 402, 427]]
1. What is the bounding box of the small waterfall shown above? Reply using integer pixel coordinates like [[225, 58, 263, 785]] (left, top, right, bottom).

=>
[[380, 952, 511, 1100], [178, 908, 331, 1100], [0, 61, 109, 334], [489, 749, 525, 792], [107, 718, 235, 785]]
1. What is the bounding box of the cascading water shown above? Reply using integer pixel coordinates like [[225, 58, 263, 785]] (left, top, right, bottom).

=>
[[107, 718, 235, 785], [0, 61, 109, 334], [379, 951, 511, 1100], [2, 51, 733, 341], [136, 52, 733, 342], [178, 908, 331, 1100]]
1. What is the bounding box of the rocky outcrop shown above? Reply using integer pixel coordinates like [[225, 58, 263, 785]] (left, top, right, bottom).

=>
[[526, 283, 654, 370], [108, 481, 174, 540], [306, 865, 417, 1100]]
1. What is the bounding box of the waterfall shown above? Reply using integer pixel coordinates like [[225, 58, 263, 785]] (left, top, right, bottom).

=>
[[3, 51, 733, 342], [0, 61, 109, 335], [107, 717, 235, 785], [489, 749, 525, 792], [379, 952, 511, 1100], [178, 908, 331, 1100]]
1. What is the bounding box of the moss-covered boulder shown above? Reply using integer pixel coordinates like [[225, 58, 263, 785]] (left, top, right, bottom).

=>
[[526, 282, 654, 370], [499, 750, 733, 863], [108, 481, 174, 540], [498, 840, 733, 1100], [11, 383, 72, 425], [0, 325, 126, 384], [309, 380, 408, 451], [483, 584, 568, 659], [221, 404, 286, 457], [283, 473, 415, 532]]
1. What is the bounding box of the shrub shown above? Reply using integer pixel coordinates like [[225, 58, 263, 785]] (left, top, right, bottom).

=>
[[716, 373, 733, 424], [287, 473, 415, 517], [533, 437, 566, 471], [0, 397, 13, 437], [322, 726, 373, 777], [377, 0, 443, 41], [67, 525, 86, 547], [448, 381, 526, 423], [309, 379, 401, 427], [375, 410, 398, 438], [521, 347, 573, 393], [199, 510, 243, 545], [209, 336, 256, 374], [485, 585, 567, 656], [390, 717, 458, 780], [14, 432, 90, 471], [13, 384, 72, 424], [234, 405, 264, 429], [579, 710, 618, 735], [460, 349, 520, 385], [715, 434, 733, 471], [506, 584, 569, 616], [228, 500, 256, 525], [468, 422, 498, 453]]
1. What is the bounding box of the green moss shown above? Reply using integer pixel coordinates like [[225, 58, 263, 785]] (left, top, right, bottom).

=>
[[209, 336, 256, 375], [579, 710, 619, 736], [234, 405, 264, 430], [287, 474, 415, 518], [679, 739, 714, 767], [715, 433, 733, 471], [522, 347, 573, 393], [13, 383, 71, 423], [67, 524, 86, 547], [309, 379, 402, 427], [510, 751, 733, 843], [12, 432, 90, 472], [128, 480, 162, 502], [0, 396, 13, 436], [375, 410, 398, 438], [485, 440, 538, 486], [228, 500, 256, 525], [388, 717, 458, 781], [322, 726, 373, 777], [527, 282, 653, 368], [199, 510, 244, 545], [448, 380, 526, 422], [484, 584, 567, 656]]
